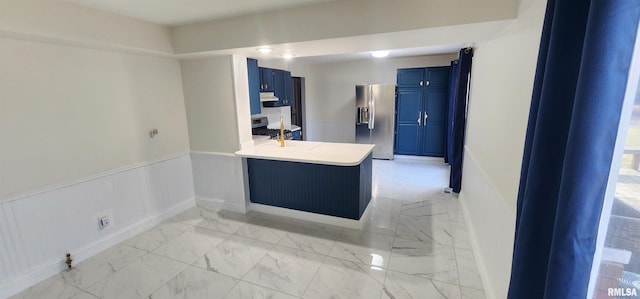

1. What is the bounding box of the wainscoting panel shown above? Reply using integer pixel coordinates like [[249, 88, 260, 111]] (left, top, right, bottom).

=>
[[0, 153, 195, 298], [191, 152, 248, 213], [0, 204, 28, 286], [459, 146, 517, 299], [145, 154, 195, 214]]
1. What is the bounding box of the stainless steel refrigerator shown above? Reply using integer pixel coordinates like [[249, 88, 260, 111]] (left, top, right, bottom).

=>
[[355, 84, 396, 160]]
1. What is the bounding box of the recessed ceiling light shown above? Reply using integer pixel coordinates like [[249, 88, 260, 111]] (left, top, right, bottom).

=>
[[282, 53, 295, 59], [257, 47, 273, 54], [371, 50, 390, 58]]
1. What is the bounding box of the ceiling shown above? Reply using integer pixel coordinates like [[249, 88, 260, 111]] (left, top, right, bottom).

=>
[[66, 0, 339, 25], [64, 0, 510, 63], [176, 20, 511, 62]]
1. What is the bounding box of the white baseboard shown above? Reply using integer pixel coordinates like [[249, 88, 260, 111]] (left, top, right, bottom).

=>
[[0, 198, 195, 298], [248, 200, 373, 230], [195, 196, 248, 214], [393, 155, 446, 163]]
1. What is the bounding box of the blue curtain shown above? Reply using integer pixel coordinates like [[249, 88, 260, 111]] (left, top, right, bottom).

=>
[[449, 48, 473, 193], [508, 0, 640, 298], [445, 60, 460, 164]]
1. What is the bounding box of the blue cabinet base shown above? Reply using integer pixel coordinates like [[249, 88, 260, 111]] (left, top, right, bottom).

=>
[[247, 154, 372, 220]]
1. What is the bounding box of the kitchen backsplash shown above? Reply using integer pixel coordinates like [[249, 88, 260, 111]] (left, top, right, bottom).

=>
[[259, 106, 292, 129]]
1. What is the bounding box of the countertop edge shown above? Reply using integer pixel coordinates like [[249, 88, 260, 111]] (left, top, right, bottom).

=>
[[234, 142, 374, 166], [234, 153, 372, 166]]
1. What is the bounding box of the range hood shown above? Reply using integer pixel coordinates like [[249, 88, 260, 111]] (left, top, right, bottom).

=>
[[260, 92, 279, 102]]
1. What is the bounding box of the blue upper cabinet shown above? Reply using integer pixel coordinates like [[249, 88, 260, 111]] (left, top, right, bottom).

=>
[[263, 69, 293, 107], [397, 68, 425, 88], [256, 64, 293, 107], [273, 69, 284, 106], [282, 71, 292, 106], [247, 58, 261, 115], [260, 67, 275, 92]]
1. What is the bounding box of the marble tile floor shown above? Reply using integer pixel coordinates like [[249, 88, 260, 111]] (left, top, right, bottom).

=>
[[11, 158, 485, 299]]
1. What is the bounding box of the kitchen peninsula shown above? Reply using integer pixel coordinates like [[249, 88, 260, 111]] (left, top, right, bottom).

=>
[[235, 140, 374, 222]]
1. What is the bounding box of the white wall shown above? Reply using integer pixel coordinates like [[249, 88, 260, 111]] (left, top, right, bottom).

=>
[[0, 38, 190, 199], [180, 55, 251, 213], [231, 55, 254, 149], [181, 56, 240, 153], [460, 0, 547, 298], [303, 54, 457, 142], [171, 0, 518, 54]]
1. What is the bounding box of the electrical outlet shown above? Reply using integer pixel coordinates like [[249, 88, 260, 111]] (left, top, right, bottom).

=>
[[99, 216, 110, 229]]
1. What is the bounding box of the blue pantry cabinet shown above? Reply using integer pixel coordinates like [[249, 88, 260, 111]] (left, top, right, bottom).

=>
[[421, 87, 448, 156], [396, 67, 450, 88], [395, 88, 423, 154], [396, 68, 425, 88], [395, 66, 450, 157], [247, 58, 261, 115]]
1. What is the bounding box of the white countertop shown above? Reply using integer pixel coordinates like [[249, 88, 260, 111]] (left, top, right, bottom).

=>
[[236, 140, 375, 166], [266, 124, 301, 131]]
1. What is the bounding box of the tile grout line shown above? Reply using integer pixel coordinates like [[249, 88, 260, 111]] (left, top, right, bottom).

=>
[[234, 279, 302, 299], [68, 244, 153, 296], [299, 251, 329, 298], [380, 200, 403, 299], [141, 215, 241, 298], [236, 244, 307, 298]]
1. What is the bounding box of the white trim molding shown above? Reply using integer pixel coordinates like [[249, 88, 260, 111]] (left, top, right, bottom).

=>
[[1, 152, 191, 203], [0, 30, 175, 59]]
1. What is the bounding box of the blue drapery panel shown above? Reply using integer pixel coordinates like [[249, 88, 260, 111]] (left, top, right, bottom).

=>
[[449, 48, 473, 193], [508, 0, 640, 298], [445, 60, 460, 164]]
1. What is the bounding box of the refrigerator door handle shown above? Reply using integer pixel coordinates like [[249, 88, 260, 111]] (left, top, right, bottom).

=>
[[417, 111, 421, 125], [369, 85, 375, 130]]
